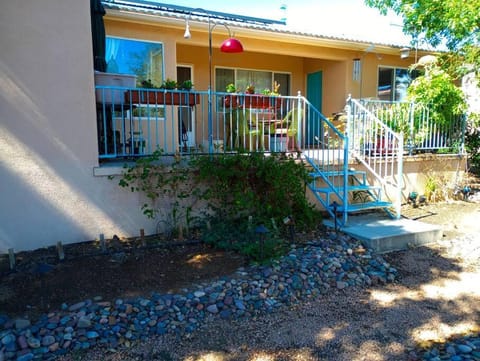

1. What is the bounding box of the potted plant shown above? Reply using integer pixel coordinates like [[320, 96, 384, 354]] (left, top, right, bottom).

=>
[[245, 82, 282, 109], [226, 83, 237, 93], [224, 83, 239, 108], [160, 78, 178, 90], [178, 80, 193, 91], [127, 78, 199, 106]]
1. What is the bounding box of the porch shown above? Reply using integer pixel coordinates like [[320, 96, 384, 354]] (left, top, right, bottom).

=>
[[95, 84, 467, 228]]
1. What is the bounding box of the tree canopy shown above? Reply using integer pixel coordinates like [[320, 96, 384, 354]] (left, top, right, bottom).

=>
[[365, 0, 480, 78]]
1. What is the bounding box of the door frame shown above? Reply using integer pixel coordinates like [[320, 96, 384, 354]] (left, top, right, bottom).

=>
[[177, 64, 195, 149], [306, 71, 323, 145]]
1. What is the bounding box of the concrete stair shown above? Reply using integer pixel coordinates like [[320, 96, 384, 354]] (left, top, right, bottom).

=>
[[323, 212, 443, 253]]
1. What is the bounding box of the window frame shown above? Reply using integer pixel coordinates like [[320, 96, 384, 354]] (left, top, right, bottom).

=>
[[215, 66, 291, 96], [105, 35, 166, 88], [377, 65, 416, 102]]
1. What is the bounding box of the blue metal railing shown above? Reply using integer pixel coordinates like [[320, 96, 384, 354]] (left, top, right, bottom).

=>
[[300, 98, 349, 225], [95, 85, 312, 159]]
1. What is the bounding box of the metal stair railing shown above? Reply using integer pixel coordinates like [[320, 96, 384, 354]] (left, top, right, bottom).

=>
[[346, 96, 403, 219], [299, 96, 350, 227]]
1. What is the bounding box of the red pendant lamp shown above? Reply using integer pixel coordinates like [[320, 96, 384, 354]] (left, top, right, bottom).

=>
[[220, 37, 244, 53]]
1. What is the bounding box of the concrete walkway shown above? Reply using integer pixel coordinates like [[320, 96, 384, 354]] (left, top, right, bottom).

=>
[[324, 213, 443, 253]]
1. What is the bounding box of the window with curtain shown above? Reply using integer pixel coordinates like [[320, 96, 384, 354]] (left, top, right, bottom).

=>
[[378, 67, 420, 102], [106, 37, 164, 87], [215, 67, 291, 95]]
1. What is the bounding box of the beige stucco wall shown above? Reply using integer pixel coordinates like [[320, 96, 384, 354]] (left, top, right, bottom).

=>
[[0, 3, 434, 252], [105, 16, 422, 119], [351, 154, 468, 204], [0, 0, 157, 252]]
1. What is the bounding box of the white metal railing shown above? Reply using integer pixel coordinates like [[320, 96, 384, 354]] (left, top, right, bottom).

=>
[[347, 97, 403, 219], [360, 99, 466, 155]]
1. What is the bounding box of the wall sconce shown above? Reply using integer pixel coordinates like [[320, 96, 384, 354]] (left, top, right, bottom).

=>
[[400, 47, 410, 59]]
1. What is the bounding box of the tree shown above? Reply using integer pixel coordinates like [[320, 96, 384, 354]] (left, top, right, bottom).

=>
[[365, 0, 480, 79]]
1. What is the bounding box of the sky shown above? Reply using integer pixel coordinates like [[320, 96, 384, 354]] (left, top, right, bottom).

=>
[[159, 0, 413, 46]]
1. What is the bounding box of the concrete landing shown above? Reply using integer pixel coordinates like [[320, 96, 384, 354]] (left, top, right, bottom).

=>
[[323, 214, 443, 253]]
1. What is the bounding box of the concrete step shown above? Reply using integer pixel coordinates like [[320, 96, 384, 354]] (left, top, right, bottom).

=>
[[323, 213, 443, 253]]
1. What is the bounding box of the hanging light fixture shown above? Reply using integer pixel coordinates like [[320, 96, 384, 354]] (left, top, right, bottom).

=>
[[220, 36, 243, 53], [183, 10, 244, 153], [183, 19, 191, 39]]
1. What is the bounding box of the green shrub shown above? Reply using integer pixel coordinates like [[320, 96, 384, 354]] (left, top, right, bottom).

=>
[[117, 151, 321, 262], [465, 112, 480, 173]]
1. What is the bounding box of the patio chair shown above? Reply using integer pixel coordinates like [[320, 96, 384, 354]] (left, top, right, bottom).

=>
[[270, 107, 303, 151], [232, 108, 262, 150]]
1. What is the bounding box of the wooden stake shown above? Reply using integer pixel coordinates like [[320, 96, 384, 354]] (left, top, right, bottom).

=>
[[178, 225, 184, 241], [99, 233, 106, 252], [56, 241, 65, 261], [140, 229, 145, 247], [8, 248, 15, 270]]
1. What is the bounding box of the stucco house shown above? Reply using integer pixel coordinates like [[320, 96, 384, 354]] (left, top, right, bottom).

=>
[[0, 0, 464, 252]]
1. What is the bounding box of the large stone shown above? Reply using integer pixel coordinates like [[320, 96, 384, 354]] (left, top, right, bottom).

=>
[[206, 304, 218, 314], [26, 337, 40, 349], [41, 335, 55, 347], [1, 333, 15, 346], [68, 301, 86, 312], [457, 344, 473, 353], [15, 319, 31, 330], [77, 316, 91, 328]]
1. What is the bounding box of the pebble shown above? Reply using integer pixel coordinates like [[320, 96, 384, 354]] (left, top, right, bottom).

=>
[[0, 234, 399, 360], [68, 301, 86, 312], [457, 344, 473, 353]]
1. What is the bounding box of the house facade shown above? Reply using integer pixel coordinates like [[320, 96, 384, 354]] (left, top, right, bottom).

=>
[[1, 0, 427, 252]]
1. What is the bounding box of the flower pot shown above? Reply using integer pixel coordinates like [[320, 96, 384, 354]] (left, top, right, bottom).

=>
[[244, 95, 283, 109], [126, 90, 200, 106], [224, 94, 240, 108]]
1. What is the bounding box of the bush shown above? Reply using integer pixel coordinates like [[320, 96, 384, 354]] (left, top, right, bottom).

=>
[[117, 151, 322, 263], [465, 112, 480, 174]]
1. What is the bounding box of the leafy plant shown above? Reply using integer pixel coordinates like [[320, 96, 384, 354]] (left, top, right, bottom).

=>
[[160, 78, 178, 90], [407, 62, 466, 126], [192, 152, 320, 230], [365, 0, 480, 81], [140, 79, 158, 89], [465, 112, 480, 173], [117, 149, 199, 239], [116, 151, 321, 262], [179, 80, 193, 91], [245, 84, 255, 94], [226, 83, 237, 93]]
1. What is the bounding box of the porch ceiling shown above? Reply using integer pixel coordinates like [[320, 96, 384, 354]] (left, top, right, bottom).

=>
[[103, 2, 415, 58], [105, 9, 410, 61]]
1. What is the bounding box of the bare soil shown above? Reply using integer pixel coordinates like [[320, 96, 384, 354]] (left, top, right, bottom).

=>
[[0, 241, 247, 320]]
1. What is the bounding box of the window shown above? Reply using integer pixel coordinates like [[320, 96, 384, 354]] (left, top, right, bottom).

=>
[[378, 67, 420, 102], [215, 68, 291, 95], [106, 37, 164, 87]]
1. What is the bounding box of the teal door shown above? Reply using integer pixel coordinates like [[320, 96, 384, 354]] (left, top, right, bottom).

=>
[[306, 71, 323, 145]]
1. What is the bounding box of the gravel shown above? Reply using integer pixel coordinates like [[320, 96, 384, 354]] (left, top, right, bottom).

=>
[[1, 200, 479, 361]]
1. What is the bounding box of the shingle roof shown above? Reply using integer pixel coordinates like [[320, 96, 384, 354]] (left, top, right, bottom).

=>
[[102, 0, 413, 49]]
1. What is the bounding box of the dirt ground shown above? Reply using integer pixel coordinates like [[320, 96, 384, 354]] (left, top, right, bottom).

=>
[[1, 195, 479, 360]]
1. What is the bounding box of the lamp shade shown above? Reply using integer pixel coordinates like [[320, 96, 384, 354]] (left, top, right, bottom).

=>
[[220, 37, 243, 53]]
